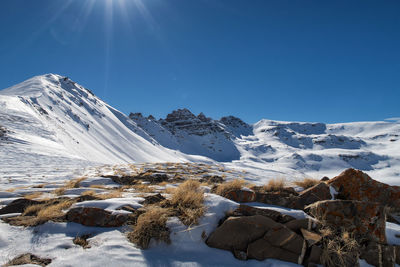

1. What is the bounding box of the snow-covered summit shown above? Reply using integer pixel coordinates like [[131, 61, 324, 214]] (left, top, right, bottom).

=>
[[1, 74, 400, 184]]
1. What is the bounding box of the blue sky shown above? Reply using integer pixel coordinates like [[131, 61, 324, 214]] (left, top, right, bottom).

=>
[[0, 0, 399, 123]]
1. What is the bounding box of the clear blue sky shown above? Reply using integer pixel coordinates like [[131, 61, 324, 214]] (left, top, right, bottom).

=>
[[1, 0, 399, 123]]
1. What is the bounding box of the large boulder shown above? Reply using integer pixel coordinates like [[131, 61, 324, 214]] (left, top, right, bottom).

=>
[[235, 204, 295, 223], [307, 200, 387, 244], [328, 168, 400, 208], [294, 182, 332, 209], [66, 207, 129, 227], [360, 242, 396, 267], [247, 225, 306, 264], [206, 215, 280, 251], [223, 190, 256, 203], [0, 198, 42, 215], [255, 191, 299, 208]]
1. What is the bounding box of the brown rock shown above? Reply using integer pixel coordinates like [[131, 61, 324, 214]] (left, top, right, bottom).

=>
[[0, 198, 42, 215], [247, 238, 301, 263], [236, 204, 295, 223], [307, 200, 387, 244], [140, 193, 165, 205], [360, 242, 396, 267], [233, 250, 247, 260], [4, 253, 51, 266], [300, 228, 322, 247], [328, 168, 400, 209], [295, 182, 332, 209], [255, 191, 299, 208], [66, 207, 129, 227], [285, 218, 312, 232], [223, 190, 256, 203], [264, 225, 305, 255], [206, 215, 280, 251], [306, 245, 322, 265]]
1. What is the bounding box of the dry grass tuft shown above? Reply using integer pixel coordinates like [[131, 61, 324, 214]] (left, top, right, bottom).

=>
[[36, 199, 75, 220], [169, 180, 205, 226], [73, 234, 91, 249], [262, 178, 286, 192], [23, 199, 75, 221], [132, 184, 155, 193], [320, 229, 359, 267], [127, 206, 171, 249], [81, 189, 122, 200], [214, 179, 247, 196], [65, 177, 86, 189], [293, 177, 320, 189], [24, 192, 44, 200]]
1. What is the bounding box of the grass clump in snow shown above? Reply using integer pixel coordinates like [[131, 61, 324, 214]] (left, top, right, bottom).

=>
[[320, 229, 359, 267], [127, 206, 171, 249], [168, 180, 205, 226], [293, 177, 320, 190], [262, 178, 287, 192], [5, 253, 52, 267], [214, 179, 247, 196], [80, 189, 122, 200], [53, 176, 87, 196], [73, 234, 91, 249]]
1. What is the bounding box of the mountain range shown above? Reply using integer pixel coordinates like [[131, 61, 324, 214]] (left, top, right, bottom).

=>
[[1, 74, 399, 184]]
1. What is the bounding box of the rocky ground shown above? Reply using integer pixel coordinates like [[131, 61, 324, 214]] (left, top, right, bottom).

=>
[[1, 164, 400, 266]]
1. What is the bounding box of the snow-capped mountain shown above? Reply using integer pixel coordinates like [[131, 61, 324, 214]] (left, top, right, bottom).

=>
[[0, 74, 214, 184], [129, 108, 400, 184], [1, 74, 399, 185]]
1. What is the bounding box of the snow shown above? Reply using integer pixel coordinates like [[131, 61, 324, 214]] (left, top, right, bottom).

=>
[[1, 74, 400, 266]]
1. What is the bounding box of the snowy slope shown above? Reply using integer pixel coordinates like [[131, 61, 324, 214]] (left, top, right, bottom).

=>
[[0, 73, 399, 187], [0, 74, 216, 187], [130, 110, 400, 184]]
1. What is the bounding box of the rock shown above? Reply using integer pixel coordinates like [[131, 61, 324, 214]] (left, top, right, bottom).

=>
[[199, 175, 224, 184], [396, 246, 400, 265], [103, 172, 169, 185], [206, 215, 280, 251], [360, 242, 396, 267], [327, 168, 400, 209], [4, 253, 51, 266], [140, 193, 165, 205], [320, 176, 330, 181], [247, 238, 302, 264], [233, 250, 247, 260], [294, 182, 332, 209], [0, 198, 42, 215], [300, 228, 322, 247], [66, 207, 129, 227], [236, 204, 295, 223], [306, 245, 322, 265], [285, 218, 313, 232], [264, 225, 305, 255], [307, 200, 387, 244], [255, 191, 299, 208], [223, 190, 256, 203]]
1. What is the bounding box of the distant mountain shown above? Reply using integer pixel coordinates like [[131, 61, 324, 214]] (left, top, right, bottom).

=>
[[1, 74, 399, 183]]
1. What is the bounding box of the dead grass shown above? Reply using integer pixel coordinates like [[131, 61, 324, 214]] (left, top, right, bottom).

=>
[[65, 177, 86, 189], [53, 177, 87, 196], [132, 184, 155, 193], [293, 177, 320, 189], [23, 192, 44, 200], [214, 179, 247, 196], [81, 189, 122, 200], [127, 206, 171, 249], [262, 178, 287, 192], [169, 180, 205, 226], [73, 234, 91, 249], [320, 230, 359, 267], [23, 198, 75, 221]]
